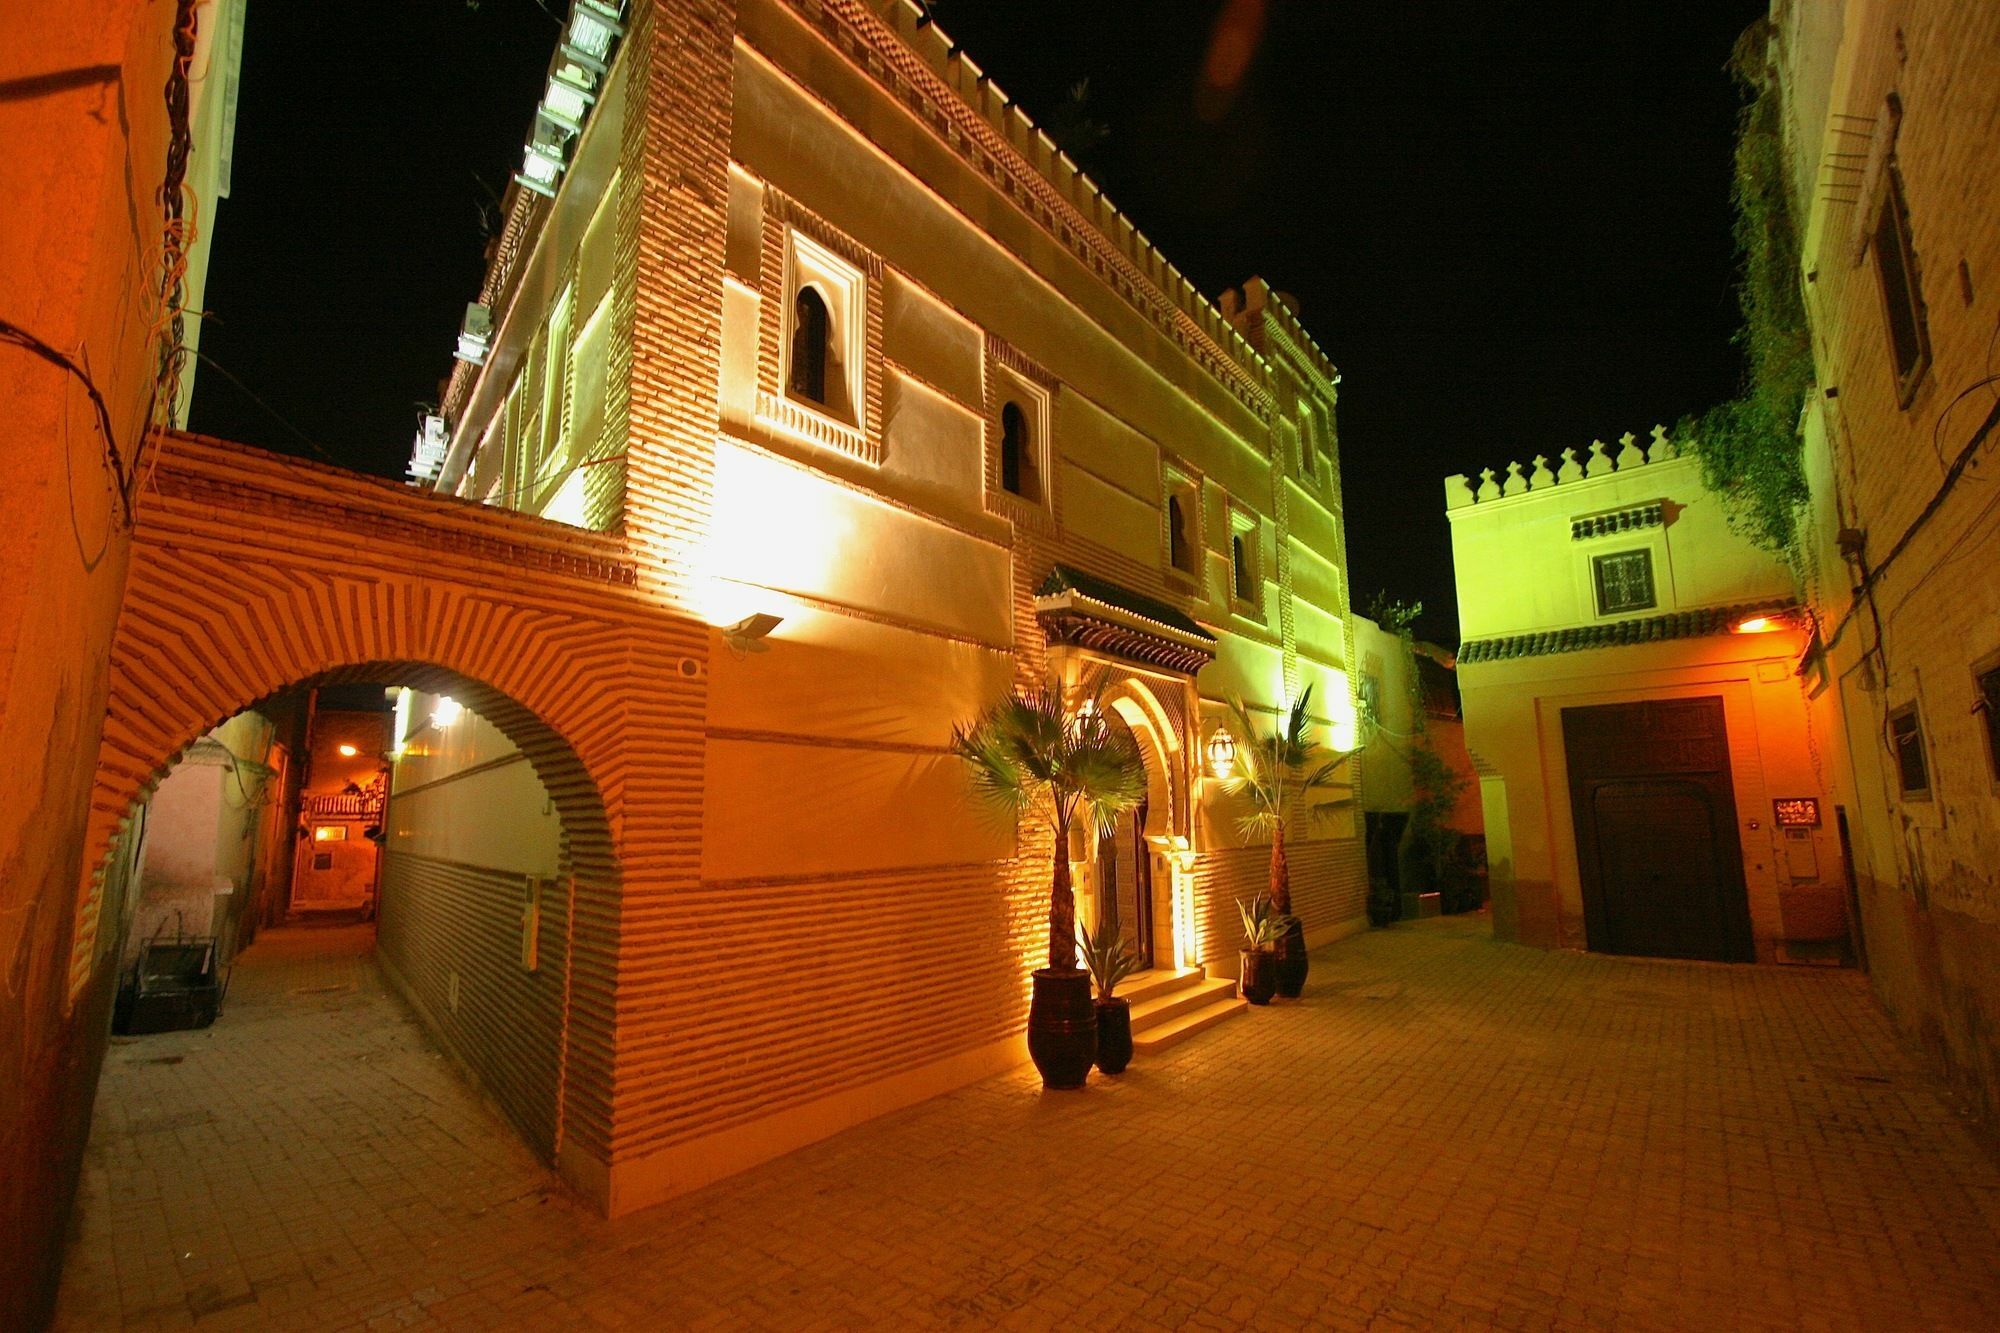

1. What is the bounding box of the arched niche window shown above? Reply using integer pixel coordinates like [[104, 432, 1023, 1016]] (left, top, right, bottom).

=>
[[1167, 493, 1194, 574], [1232, 532, 1255, 601], [1000, 401, 1036, 498], [789, 285, 831, 406]]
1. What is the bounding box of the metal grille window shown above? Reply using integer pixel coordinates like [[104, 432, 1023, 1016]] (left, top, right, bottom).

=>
[[1873, 161, 1931, 406], [1889, 704, 1931, 800], [1592, 549, 1656, 615]]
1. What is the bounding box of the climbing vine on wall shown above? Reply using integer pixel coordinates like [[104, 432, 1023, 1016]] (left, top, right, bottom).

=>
[[1678, 19, 1815, 561]]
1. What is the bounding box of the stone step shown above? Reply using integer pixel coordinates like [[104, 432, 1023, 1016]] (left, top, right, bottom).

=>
[[1130, 991, 1249, 1054], [1127, 974, 1239, 1034], [1113, 967, 1207, 1007]]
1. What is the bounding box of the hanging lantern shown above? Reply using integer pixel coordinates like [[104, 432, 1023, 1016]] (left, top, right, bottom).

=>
[[1205, 726, 1237, 779]]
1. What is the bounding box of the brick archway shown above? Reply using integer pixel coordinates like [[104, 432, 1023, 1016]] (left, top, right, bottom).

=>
[[70, 433, 708, 1199]]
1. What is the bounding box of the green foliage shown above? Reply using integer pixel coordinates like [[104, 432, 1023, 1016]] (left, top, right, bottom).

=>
[[950, 682, 1146, 839], [1397, 740, 1468, 896], [1221, 685, 1355, 842], [1679, 20, 1814, 559], [1079, 920, 1143, 999], [1236, 893, 1290, 951], [1045, 79, 1110, 159], [952, 679, 1147, 972], [1366, 592, 1423, 635]]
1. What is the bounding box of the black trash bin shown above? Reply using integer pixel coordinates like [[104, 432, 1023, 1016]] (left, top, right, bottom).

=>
[[113, 936, 224, 1035]]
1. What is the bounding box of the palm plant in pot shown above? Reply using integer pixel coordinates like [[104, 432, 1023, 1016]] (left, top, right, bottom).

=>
[[1079, 920, 1143, 1075], [1223, 685, 1354, 998], [1237, 893, 1287, 1005], [953, 681, 1146, 1089]]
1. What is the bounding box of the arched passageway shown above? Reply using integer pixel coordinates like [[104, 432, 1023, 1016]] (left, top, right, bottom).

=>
[[67, 432, 710, 1209]]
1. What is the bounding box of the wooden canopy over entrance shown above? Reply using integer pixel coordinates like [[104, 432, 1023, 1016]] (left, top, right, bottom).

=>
[[1033, 565, 1217, 676]]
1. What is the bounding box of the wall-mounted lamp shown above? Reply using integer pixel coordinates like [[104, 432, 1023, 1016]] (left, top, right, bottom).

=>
[[1732, 613, 1787, 635], [431, 696, 465, 728], [1205, 726, 1237, 780], [337, 743, 359, 758], [722, 612, 784, 655]]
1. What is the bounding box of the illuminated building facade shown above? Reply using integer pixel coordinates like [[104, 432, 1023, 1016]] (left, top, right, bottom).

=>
[[1776, 0, 2000, 1123], [380, 0, 1360, 1212], [1446, 430, 1845, 964]]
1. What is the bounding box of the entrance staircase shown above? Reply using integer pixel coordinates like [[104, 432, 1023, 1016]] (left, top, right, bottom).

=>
[[1121, 967, 1246, 1054]]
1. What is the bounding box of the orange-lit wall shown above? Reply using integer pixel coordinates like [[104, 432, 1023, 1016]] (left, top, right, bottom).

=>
[[291, 708, 389, 912], [0, 2, 234, 1319]]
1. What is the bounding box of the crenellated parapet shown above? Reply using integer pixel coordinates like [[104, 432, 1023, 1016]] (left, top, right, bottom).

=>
[[1444, 424, 1683, 511]]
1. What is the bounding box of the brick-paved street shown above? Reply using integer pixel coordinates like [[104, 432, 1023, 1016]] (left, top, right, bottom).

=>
[[55, 917, 2000, 1330]]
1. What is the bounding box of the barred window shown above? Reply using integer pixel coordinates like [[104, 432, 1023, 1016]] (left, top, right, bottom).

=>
[[1592, 550, 1655, 615]]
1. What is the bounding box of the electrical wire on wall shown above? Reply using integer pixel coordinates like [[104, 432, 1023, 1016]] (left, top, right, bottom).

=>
[[134, 0, 202, 502]]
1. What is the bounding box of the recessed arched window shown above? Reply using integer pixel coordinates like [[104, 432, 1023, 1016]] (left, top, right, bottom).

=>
[[789, 286, 830, 406], [1000, 401, 1035, 498], [1232, 532, 1254, 600], [1168, 493, 1193, 573]]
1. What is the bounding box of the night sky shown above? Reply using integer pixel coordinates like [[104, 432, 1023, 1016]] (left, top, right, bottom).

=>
[[188, 0, 1766, 644]]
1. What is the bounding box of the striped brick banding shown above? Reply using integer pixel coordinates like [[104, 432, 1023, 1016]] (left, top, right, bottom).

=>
[[73, 431, 705, 1194]]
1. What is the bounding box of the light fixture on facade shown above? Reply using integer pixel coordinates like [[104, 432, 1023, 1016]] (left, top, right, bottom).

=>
[[563, 0, 624, 68], [337, 743, 359, 758], [408, 412, 448, 482], [1205, 726, 1237, 779], [722, 612, 783, 654], [455, 304, 493, 364], [1733, 613, 1785, 634], [541, 64, 597, 131], [431, 697, 464, 728], [517, 131, 568, 198]]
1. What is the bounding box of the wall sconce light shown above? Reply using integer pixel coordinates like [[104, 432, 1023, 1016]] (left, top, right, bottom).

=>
[[1205, 726, 1237, 779], [1732, 613, 1787, 634], [722, 612, 783, 655], [337, 743, 359, 758], [431, 697, 464, 728]]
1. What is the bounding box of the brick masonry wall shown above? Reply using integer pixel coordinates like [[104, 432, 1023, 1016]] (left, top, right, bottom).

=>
[[1787, 0, 2000, 1121], [1192, 838, 1368, 973], [75, 432, 699, 1200], [377, 852, 569, 1159]]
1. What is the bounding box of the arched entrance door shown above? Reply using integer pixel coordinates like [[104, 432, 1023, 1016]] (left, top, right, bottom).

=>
[[1096, 785, 1155, 969], [1090, 699, 1183, 972]]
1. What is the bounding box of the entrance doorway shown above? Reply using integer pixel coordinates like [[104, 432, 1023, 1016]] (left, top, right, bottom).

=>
[[1562, 697, 1753, 962], [1096, 798, 1154, 970]]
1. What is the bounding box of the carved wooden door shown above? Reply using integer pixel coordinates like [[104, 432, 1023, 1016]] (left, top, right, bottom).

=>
[[1562, 698, 1753, 962]]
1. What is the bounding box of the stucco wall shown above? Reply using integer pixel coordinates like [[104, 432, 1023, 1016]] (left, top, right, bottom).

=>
[[1460, 632, 1834, 959], [1779, 0, 2000, 1122], [0, 2, 239, 1319], [379, 0, 1362, 1218]]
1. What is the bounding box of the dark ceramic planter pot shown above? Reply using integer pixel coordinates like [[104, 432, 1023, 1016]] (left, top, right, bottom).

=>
[[1028, 968, 1098, 1089], [1274, 918, 1309, 999], [1094, 996, 1133, 1075], [1239, 950, 1278, 1005]]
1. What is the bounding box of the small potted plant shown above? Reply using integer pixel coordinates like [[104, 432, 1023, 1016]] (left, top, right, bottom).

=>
[[1080, 920, 1143, 1075], [1237, 893, 1287, 1006]]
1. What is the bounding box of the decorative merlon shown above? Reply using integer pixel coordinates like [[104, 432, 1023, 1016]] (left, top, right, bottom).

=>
[[1444, 424, 1682, 511]]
